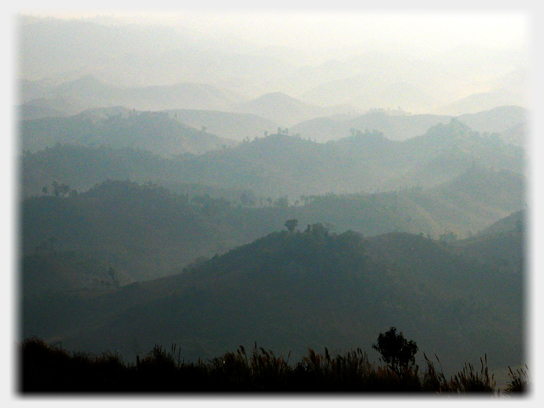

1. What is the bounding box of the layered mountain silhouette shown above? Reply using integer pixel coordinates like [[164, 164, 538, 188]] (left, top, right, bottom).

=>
[[20, 16, 527, 116], [21, 108, 236, 156], [231, 92, 358, 127], [22, 162, 524, 287], [20, 75, 247, 114], [17, 16, 529, 392], [22, 118, 525, 200], [291, 105, 528, 142], [21, 214, 524, 378]]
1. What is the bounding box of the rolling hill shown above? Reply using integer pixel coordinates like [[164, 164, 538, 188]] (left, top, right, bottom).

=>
[[231, 92, 353, 127], [20, 75, 248, 114], [291, 105, 528, 143], [21, 180, 241, 284], [21, 222, 524, 378], [165, 109, 280, 142], [20, 108, 236, 156], [435, 91, 527, 116], [175, 119, 524, 196], [21, 118, 525, 200], [21, 162, 525, 291], [17, 14, 529, 392], [456, 105, 528, 134]]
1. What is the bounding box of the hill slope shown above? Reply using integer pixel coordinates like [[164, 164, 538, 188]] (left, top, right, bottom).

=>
[[21, 163, 525, 290], [21, 224, 524, 378], [232, 92, 350, 127], [21, 75, 247, 114], [21, 116, 525, 198], [166, 109, 279, 141], [290, 105, 527, 143], [166, 120, 524, 197], [20, 109, 236, 156]]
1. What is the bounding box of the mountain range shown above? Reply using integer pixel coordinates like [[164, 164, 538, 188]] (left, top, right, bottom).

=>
[[19, 16, 528, 117], [21, 107, 236, 156], [17, 14, 529, 390], [21, 118, 525, 205], [291, 105, 528, 143], [19, 75, 527, 146], [21, 161, 524, 290], [21, 212, 525, 378]]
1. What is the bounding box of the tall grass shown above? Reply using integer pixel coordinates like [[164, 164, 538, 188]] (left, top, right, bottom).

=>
[[448, 355, 496, 393], [502, 365, 529, 395], [19, 337, 524, 394]]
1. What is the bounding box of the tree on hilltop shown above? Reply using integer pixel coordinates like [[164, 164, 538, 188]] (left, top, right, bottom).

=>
[[284, 219, 298, 233]]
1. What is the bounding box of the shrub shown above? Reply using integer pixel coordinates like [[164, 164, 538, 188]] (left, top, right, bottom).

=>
[[372, 327, 418, 380]]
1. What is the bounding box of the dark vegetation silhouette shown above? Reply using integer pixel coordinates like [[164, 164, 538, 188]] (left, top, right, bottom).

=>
[[21, 221, 524, 384], [372, 327, 418, 381], [284, 219, 298, 233], [20, 332, 528, 393]]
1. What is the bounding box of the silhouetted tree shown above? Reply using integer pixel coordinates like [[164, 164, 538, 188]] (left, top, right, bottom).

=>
[[51, 181, 71, 197], [372, 327, 418, 380], [439, 231, 457, 243], [240, 193, 253, 206], [284, 219, 298, 233], [51, 181, 60, 197], [107, 267, 120, 289], [274, 196, 289, 208]]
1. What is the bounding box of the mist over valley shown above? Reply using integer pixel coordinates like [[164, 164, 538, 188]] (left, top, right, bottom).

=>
[[16, 11, 530, 393]]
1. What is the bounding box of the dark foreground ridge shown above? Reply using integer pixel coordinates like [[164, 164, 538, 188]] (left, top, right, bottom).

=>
[[19, 333, 528, 394]]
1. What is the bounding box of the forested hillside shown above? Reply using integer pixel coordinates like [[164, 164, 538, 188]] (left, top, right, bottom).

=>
[[22, 219, 524, 378], [20, 108, 235, 155], [291, 105, 527, 143], [21, 119, 525, 198], [21, 164, 524, 286]]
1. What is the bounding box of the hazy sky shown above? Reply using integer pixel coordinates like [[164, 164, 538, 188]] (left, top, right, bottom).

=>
[[21, 5, 529, 56], [167, 12, 528, 52]]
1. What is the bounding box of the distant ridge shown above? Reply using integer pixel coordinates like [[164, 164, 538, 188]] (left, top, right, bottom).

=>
[[20, 108, 236, 156], [232, 92, 357, 127], [165, 109, 280, 141], [291, 105, 528, 142], [22, 119, 525, 198], [20, 75, 248, 114], [456, 106, 528, 134], [434, 91, 527, 116], [477, 209, 525, 237]]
